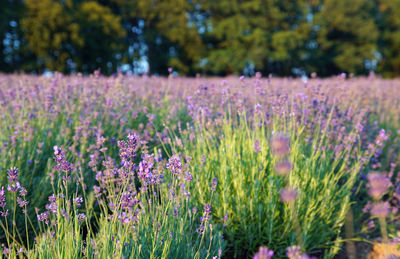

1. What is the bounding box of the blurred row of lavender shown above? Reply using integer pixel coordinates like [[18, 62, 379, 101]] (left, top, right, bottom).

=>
[[0, 72, 399, 258]]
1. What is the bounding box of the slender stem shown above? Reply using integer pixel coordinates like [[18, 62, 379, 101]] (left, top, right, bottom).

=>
[[290, 202, 304, 250], [344, 209, 356, 259], [378, 216, 388, 243]]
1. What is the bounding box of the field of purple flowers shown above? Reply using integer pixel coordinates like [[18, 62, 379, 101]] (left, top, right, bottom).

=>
[[0, 72, 399, 258]]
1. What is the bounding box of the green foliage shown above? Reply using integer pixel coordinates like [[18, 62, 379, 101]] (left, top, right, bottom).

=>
[[173, 109, 370, 257], [20, 0, 125, 74], [132, 0, 204, 74], [1, 0, 400, 76], [311, 0, 378, 76], [376, 0, 400, 77]]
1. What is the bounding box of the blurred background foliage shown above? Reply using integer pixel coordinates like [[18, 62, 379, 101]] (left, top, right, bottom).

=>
[[1, 0, 400, 77]]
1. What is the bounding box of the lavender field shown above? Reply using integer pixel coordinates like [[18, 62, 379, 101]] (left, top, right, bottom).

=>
[[0, 73, 399, 258]]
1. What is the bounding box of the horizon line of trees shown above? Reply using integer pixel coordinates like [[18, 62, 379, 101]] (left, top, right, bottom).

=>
[[1, 0, 400, 77]]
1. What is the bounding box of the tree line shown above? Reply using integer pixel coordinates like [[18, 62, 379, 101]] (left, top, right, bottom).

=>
[[1, 0, 399, 77]]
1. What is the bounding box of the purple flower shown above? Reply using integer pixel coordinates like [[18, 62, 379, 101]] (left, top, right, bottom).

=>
[[253, 246, 274, 259], [19, 187, 27, 196], [223, 214, 228, 226], [287, 245, 310, 259], [137, 154, 155, 183], [371, 202, 390, 218], [167, 155, 182, 175], [75, 196, 83, 207], [204, 204, 211, 214], [280, 188, 298, 204], [275, 161, 292, 176], [17, 197, 28, 208], [53, 146, 72, 173], [118, 134, 139, 164], [211, 177, 218, 191], [0, 186, 6, 208], [49, 194, 56, 202], [7, 181, 20, 192], [254, 103, 262, 114], [367, 172, 391, 200], [375, 129, 388, 147], [77, 213, 86, 222], [7, 167, 19, 183], [254, 139, 261, 153], [271, 134, 290, 157], [37, 212, 49, 224], [1, 209, 9, 217]]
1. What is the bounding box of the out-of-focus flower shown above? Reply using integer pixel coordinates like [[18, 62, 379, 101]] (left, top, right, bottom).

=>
[[275, 161, 292, 176], [367, 242, 400, 259], [371, 202, 390, 218], [204, 204, 212, 214], [367, 172, 391, 200], [254, 139, 261, 153], [253, 246, 274, 259], [280, 188, 298, 204], [211, 177, 218, 191], [271, 134, 290, 157], [287, 245, 312, 259]]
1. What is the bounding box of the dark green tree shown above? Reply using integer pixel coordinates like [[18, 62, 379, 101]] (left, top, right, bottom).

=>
[[0, 0, 24, 72], [199, 0, 309, 76], [20, 0, 126, 74], [375, 0, 400, 77], [309, 0, 378, 76], [132, 0, 204, 75]]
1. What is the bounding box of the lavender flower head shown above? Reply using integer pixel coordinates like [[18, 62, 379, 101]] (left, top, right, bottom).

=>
[[211, 177, 218, 191], [53, 146, 72, 173], [7, 167, 19, 183], [275, 161, 292, 176], [137, 154, 155, 183], [367, 172, 392, 200], [253, 246, 274, 259], [7, 167, 21, 192], [371, 202, 390, 218], [204, 204, 212, 214], [280, 188, 298, 204], [118, 134, 139, 164], [287, 245, 310, 259], [271, 134, 290, 157], [375, 129, 389, 147], [0, 186, 6, 208], [254, 139, 261, 153], [167, 155, 182, 175]]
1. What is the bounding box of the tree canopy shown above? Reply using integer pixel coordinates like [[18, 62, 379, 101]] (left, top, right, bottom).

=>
[[1, 0, 400, 77]]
